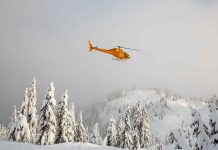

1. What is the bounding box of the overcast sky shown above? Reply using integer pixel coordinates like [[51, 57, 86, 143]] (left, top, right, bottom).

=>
[[0, 0, 218, 124]]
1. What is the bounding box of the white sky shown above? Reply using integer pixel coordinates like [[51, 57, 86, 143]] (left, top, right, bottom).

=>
[[0, 0, 218, 124]]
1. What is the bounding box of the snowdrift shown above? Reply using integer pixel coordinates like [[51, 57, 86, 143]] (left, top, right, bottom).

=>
[[0, 139, 119, 150]]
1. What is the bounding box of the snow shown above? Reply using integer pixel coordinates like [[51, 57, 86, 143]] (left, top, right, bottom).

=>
[[27, 78, 38, 143], [106, 117, 117, 147], [0, 139, 120, 150], [90, 123, 102, 145], [93, 89, 211, 150], [15, 113, 30, 142], [2, 88, 213, 149], [98, 90, 162, 128], [37, 82, 57, 145], [98, 89, 209, 139]]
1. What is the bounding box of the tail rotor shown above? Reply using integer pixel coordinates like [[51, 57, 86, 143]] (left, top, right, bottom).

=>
[[88, 40, 93, 51]]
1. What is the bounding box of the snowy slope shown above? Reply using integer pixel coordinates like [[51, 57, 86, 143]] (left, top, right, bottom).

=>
[[0, 138, 119, 150], [151, 99, 209, 137], [96, 89, 209, 139], [97, 90, 161, 127], [1, 89, 212, 150]]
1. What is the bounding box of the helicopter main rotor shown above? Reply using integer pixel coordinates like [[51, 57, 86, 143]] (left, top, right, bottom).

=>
[[116, 46, 143, 51]]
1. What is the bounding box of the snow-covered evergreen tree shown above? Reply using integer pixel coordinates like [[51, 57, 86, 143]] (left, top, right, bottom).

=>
[[148, 101, 155, 120], [75, 111, 86, 143], [90, 123, 102, 145], [209, 103, 218, 147], [209, 94, 218, 108], [84, 126, 90, 143], [132, 101, 150, 148], [0, 124, 7, 137], [139, 106, 151, 148], [56, 90, 70, 143], [14, 112, 30, 143], [20, 88, 29, 116], [132, 101, 142, 132], [132, 133, 140, 150], [170, 129, 190, 149], [191, 108, 210, 150], [174, 136, 182, 149], [27, 78, 38, 143], [8, 106, 17, 141], [120, 105, 133, 149], [179, 120, 193, 148], [168, 131, 176, 144], [116, 119, 123, 147], [154, 136, 164, 150], [37, 82, 57, 145], [106, 116, 117, 147], [68, 103, 76, 142]]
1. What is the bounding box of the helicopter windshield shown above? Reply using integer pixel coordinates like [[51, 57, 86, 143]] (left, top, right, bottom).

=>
[[124, 52, 130, 59]]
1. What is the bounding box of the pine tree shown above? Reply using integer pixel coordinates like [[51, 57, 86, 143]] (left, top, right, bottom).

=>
[[148, 101, 155, 120], [132, 101, 151, 148], [132, 133, 140, 150], [179, 120, 193, 148], [106, 116, 117, 147], [191, 108, 210, 150], [116, 119, 123, 147], [139, 107, 151, 148], [0, 124, 7, 137], [68, 103, 76, 142], [154, 136, 164, 150], [14, 112, 30, 143], [167, 131, 174, 143], [37, 82, 57, 145], [56, 90, 70, 143], [90, 123, 102, 145], [75, 111, 86, 143], [209, 103, 218, 147], [120, 105, 133, 149], [20, 88, 29, 116], [8, 106, 17, 141], [27, 78, 38, 143], [84, 126, 90, 143], [132, 101, 142, 133], [133, 101, 142, 149], [170, 129, 190, 149]]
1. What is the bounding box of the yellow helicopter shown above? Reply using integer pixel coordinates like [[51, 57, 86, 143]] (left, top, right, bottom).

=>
[[88, 41, 142, 61]]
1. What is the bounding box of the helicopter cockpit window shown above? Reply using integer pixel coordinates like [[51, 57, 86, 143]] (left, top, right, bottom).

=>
[[124, 53, 129, 58]]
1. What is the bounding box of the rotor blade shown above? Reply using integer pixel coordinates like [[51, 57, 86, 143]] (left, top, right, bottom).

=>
[[117, 46, 143, 51], [124, 48, 143, 51]]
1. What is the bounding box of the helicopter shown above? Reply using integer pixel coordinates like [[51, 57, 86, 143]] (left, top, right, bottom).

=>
[[88, 40, 142, 61]]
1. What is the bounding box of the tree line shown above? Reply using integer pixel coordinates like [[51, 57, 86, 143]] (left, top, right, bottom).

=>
[[7, 78, 151, 150]]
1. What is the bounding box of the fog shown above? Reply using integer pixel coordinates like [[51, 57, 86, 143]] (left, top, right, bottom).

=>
[[0, 0, 218, 124]]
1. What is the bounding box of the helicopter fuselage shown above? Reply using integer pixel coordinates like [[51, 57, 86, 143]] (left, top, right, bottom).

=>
[[88, 40, 131, 60], [91, 47, 130, 60]]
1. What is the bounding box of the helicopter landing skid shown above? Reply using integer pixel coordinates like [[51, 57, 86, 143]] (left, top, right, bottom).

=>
[[112, 57, 126, 61]]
